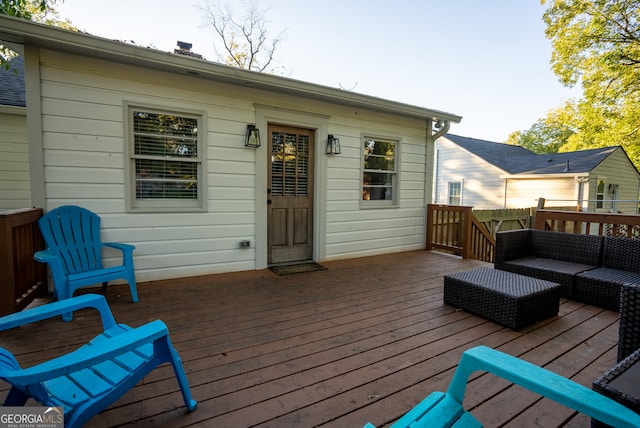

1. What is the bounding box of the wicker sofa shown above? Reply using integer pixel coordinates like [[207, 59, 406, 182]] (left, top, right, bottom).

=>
[[591, 283, 640, 427], [575, 236, 640, 311], [495, 229, 604, 299]]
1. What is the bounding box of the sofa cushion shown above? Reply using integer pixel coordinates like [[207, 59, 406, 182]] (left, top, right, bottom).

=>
[[531, 230, 603, 266], [506, 257, 596, 275], [500, 257, 596, 298], [575, 267, 640, 311]]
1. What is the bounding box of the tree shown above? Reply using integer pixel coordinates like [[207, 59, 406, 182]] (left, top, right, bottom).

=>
[[200, 0, 285, 72], [506, 102, 577, 153], [0, 0, 48, 18], [542, 0, 640, 104], [511, 1, 640, 167]]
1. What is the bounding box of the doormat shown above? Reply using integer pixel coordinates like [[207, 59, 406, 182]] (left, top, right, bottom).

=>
[[269, 262, 327, 275]]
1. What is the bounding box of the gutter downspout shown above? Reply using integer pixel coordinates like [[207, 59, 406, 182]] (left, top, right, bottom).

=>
[[432, 119, 451, 141], [425, 118, 451, 204], [425, 118, 451, 247]]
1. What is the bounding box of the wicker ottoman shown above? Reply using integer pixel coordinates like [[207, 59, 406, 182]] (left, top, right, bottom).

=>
[[592, 348, 640, 428], [444, 268, 561, 330]]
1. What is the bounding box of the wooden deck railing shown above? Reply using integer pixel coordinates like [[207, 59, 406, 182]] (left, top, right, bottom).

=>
[[0, 208, 47, 315], [426, 204, 495, 263], [534, 209, 640, 237], [425, 206, 640, 265]]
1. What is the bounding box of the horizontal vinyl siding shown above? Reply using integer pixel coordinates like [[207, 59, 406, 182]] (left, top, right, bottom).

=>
[[39, 50, 260, 281], [590, 149, 640, 213], [435, 138, 506, 209], [506, 177, 575, 208], [324, 115, 428, 259], [37, 49, 435, 280], [0, 111, 30, 210]]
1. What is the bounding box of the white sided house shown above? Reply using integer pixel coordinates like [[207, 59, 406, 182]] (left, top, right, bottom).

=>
[[0, 15, 461, 283], [435, 134, 640, 212], [0, 56, 29, 210]]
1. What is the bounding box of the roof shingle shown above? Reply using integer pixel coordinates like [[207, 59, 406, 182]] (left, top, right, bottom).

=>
[[0, 55, 26, 107], [444, 133, 619, 175]]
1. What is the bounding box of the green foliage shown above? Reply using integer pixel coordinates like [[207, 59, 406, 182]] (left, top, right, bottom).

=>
[[0, 0, 48, 18], [1, 0, 73, 70], [506, 102, 577, 153], [543, 0, 640, 104], [512, 1, 640, 168]]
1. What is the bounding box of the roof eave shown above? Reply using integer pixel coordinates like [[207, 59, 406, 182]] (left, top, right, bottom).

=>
[[500, 172, 589, 179], [0, 104, 26, 115], [0, 15, 462, 123]]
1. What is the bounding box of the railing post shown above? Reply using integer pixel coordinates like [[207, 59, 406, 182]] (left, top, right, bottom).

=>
[[426, 204, 433, 250], [461, 206, 472, 259]]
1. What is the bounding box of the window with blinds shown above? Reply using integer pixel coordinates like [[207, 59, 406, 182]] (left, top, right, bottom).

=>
[[127, 106, 205, 211], [271, 132, 309, 196]]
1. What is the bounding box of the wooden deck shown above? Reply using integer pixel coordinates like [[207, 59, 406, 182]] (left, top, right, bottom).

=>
[[0, 250, 621, 427]]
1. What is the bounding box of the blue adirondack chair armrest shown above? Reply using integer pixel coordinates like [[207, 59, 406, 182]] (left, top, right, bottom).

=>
[[103, 242, 135, 267], [33, 249, 65, 270], [365, 346, 640, 428], [3, 320, 170, 386], [103, 242, 135, 257], [0, 294, 117, 332], [450, 346, 640, 427], [103, 242, 135, 252]]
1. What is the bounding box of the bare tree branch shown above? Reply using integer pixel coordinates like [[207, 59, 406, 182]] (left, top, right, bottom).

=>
[[200, 0, 286, 73]]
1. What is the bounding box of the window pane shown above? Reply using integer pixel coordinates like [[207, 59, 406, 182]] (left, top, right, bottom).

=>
[[133, 111, 198, 158], [448, 182, 461, 205], [363, 172, 393, 200], [136, 159, 197, 199], [362, 138, 397, 202], [596, 180, 605, 209], [131, 108, 201, 206], [271, 132, 309, 196], [364, 139, 395, 171]]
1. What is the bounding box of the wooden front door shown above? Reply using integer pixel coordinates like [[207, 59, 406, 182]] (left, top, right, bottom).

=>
[[268, 125, 314, 264]]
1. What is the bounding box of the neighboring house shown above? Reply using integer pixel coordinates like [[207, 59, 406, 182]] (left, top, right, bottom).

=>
[[0, 56, 29, 210], [435, 134, 640, 212], [0, 15, 461, 282]]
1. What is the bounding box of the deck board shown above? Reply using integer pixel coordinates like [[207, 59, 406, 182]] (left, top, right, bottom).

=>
[[0, 250, 621, 427]]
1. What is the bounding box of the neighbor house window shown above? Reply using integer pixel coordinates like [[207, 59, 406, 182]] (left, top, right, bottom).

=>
[[596, 179, 605, 210], [362, 137, 397, 205], [127, 105, 205, 211], [448, 181, 462, 205]]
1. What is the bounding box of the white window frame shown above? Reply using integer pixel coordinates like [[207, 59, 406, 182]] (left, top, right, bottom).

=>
[[125, 103, 207, 212], [448, 181, 462, 205], [596, 179, 605, 210], [361, 136, 399, 208]]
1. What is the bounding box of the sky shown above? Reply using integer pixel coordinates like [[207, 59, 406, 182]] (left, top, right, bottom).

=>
[[56, 0, 582, 143]]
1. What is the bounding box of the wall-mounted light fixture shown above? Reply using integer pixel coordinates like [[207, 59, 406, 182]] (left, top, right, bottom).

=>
[[245, 124, 261, 148], [326, 134, 341, 155]]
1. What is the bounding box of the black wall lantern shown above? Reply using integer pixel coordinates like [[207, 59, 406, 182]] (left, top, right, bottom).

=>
[[245, 124, 261, 148], [326, 134, 341, 155]]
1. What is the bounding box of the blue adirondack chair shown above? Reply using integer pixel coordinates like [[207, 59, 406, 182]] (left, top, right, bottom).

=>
[[35, 205, 138, 321], [0, 294, 197, 428], [364, 345, 640, 428]]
